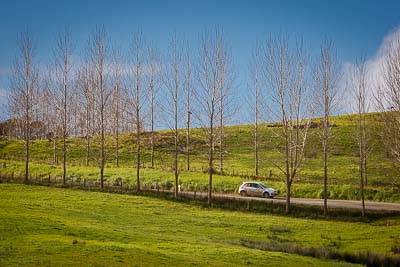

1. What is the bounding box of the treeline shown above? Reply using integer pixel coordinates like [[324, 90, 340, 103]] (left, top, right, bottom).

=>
[[3, 27, 400, 214]]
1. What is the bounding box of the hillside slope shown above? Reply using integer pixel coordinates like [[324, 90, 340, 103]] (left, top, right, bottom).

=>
[[0, 112, 399, 201]]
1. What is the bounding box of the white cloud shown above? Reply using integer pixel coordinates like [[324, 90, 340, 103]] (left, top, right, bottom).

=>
[[340, 27, 400, 113], [0, 88, 9, 121]]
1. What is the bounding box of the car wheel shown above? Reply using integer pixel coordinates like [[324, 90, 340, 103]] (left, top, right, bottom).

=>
[[240, 191, 247, 197], [263, 192, 270, 198]]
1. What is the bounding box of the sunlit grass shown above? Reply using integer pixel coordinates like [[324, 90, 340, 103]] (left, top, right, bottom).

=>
[[2, 184, 399, 266]]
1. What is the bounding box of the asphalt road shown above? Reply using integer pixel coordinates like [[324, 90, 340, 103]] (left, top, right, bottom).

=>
[[178, 191, 400, 212]]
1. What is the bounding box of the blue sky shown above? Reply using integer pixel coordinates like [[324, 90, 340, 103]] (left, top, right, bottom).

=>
[[0, 0, 399, 120]]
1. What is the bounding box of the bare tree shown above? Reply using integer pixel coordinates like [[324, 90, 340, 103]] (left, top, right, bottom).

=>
[[163, 33, 183, 199], [313, 39, 340, 216], [249, 41, 262, 176], [70, 82, 81, 137], [147, 42, 160, 169], [351, 60, 369, 217], [111, 48, 123, 167], [43, 70, 59, 165], [87, 27, 110, 188], [216, 31, 235, 174], [195, 30, 227, 206], [184, 43, 192, 171], [77, 65, 94, 167], [376, 36, 400, 170], [130, 29, 145, 192], [53, 29, 74, 184], [263, 34, 312, 213], [9, 31, 39, 182]]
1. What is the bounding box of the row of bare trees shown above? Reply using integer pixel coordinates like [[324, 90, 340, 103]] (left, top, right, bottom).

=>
[[7, 28, 234, 206], [248, 36, 337, 213], [6, 28, 400, 213], [248, 33, 400, 215]]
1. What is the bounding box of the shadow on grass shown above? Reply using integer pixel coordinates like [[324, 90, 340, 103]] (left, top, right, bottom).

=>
[[240, 239, 400, 267], [1, 173, 400, 224]]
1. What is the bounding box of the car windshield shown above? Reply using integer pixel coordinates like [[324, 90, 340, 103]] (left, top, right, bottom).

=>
[[259, 183, 268, 189]]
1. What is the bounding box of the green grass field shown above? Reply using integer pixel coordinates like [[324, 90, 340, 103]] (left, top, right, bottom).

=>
[[0, 112, 399, 202], [2, 184, 400, 266]]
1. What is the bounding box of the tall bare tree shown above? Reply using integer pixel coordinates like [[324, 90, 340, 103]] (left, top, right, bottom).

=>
[[313, 39, 339, 216], [147, 42, 160, 169], [9, 31, 39, 182], [43, 70, 59, 165], [195, 30, 228, 206], [184, 43, 192, 171], [376, 36, 400, 171], [78, 65, 94, 167], [163, 33, 183, 199], [250, 41, 262, 176], [87, 27, 110, 188], [216, 31, 234, 174], [351, 60, 369, 217], [130, 29, 145, 192], [263, 34, 312, 213], [53, 29, 74, 185], [111, 48, 123, 167]]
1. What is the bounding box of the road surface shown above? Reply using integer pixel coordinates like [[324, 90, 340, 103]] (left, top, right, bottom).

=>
[[176, 191, 400, 212]]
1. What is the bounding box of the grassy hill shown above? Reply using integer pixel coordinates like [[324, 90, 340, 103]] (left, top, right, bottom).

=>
[[0, 112, 399, 202], [2, 184, 400, 266]]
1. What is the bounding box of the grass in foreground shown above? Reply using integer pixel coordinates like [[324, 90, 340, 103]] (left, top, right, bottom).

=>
[[1, 184, 399, 266]]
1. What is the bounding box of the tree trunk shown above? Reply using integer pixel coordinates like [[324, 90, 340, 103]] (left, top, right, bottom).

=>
[[85, 105, 90, 166], [323, 140, 328, 216], [136, 128, 140, 192], [62, 84, 67, 185], [323, 115, 329, 216], [63, 135, 66, 184], [254, 104, 259, 176], [115, 96, 119, 167], [24, 91, 29, 183], [53, 136, 58, 165], [358, 111, 365, 217], [115, 127, 119, 167], [360, 140, 365, 217], [25, 133, 29, 183], [150, 88, 154, 168], [136, 84, 141, 192], [286, 178, 291, 214], [100, 105, 104, 189], [174, 86, 179, 199], [219, 104, 223, 174], [86, 135, 90, 167], [208, 119, 214, 207], [285, 128, 290, 214], [186, 111, 190, 171], [100, 67, 105, 189]]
